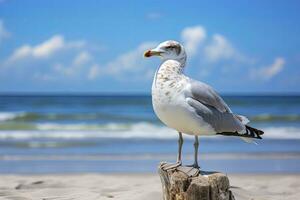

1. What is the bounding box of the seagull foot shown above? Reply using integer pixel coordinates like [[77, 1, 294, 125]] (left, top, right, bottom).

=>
[[160, 161, 182, 170], [177, 165, 200, 177]]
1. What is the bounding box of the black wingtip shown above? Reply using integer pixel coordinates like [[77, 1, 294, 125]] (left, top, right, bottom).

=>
[[245, 125, 264, 139], [217, 125, 264, 139]]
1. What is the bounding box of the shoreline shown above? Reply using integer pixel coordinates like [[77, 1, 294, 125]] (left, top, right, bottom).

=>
[[0, 173, 299, 200]]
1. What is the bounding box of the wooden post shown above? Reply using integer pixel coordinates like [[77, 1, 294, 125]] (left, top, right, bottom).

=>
[[158, 163, 235, 200]]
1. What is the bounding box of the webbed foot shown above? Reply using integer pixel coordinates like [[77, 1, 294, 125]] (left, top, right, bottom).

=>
[[177, 165, 200, 177]]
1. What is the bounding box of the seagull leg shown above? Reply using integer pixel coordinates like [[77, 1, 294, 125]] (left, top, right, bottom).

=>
[[179, 136, 200, 177], [192, 135, 200, 169], [177, 132, 183, 163], [161, 132, 183, 170]]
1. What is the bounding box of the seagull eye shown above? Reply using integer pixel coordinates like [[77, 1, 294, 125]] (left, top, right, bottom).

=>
[[165, 46, 175, 50], [164, 44, 181, 55]]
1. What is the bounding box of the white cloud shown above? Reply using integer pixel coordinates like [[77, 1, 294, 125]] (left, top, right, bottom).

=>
[[33, 35, 64, 58], [104, 42, 156, 75], [53, 63, 76, 77], [73, 51, 92, 66], [1, 34, 96, 82], [1, 25, 255, 83], [4, 35, 155, 82], [180, 28, 253, 78], [3, 24, 283, 86], [48, 51, 92, 78], [6, 35, 85, 64], [251, 57, 285, 80], [86, 41, 157, 80], [181, 25, 206, 57], [87, 64, 101, 80], [180, 27, 252, 66], [8, 45, 31, 62], [204, 34, 239, 62], [0, 20, 10, 43], [263, 57, 285, 79]]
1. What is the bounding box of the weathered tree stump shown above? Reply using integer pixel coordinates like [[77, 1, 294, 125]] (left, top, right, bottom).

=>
[[158, 163, 235, 200]]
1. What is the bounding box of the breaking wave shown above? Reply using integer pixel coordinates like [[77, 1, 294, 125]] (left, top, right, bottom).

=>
[[1, 112, 300, 123], [0, 112, 153, 123], [251, 114, 300, 122], [0, 123, 175, 139], [0, 112, 26, 122], [0, 122, 299, 140]]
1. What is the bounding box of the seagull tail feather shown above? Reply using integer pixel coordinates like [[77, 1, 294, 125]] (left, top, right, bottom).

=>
[[217, 125, 264, 139]]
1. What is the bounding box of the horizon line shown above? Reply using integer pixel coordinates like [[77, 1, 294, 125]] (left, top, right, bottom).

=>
[[0, 92, 300, 97]]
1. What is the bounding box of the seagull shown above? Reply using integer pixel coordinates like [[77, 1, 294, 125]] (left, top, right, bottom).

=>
[[144, 40, 264, 176]]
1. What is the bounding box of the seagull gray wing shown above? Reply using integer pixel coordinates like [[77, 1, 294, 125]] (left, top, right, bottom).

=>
[[188, 79, 231, 113], [186, 97, 244, 133], [185, 79, 244, 133]]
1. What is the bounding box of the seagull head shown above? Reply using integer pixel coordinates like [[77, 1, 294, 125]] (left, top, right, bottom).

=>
[[144, 40, 186, 65]]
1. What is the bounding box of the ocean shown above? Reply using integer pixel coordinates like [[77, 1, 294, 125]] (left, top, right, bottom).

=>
[[0, 94, 300, 174]]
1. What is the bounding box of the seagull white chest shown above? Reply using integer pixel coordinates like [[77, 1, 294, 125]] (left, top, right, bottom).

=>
[[151, 60, 214, 135]]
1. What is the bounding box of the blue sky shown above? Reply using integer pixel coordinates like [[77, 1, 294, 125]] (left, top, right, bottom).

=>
[[0, 0, 299, 93]]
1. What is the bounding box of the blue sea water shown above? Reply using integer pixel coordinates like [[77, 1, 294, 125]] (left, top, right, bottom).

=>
[[0, 94, 300, 174]]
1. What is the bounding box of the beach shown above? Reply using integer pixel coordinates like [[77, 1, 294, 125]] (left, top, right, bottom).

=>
[[0, 173, 299, 200]]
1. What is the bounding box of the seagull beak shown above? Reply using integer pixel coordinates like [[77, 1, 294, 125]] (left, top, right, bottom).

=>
[[144, 49, 162, 58]]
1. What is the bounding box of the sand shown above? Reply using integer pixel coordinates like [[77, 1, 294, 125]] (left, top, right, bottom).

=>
[[0, 173, 299, 200]]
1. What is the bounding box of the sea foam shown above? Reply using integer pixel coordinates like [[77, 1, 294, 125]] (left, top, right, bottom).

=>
[[0, 122, 299, 139], [0, 112, 25, 122]]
